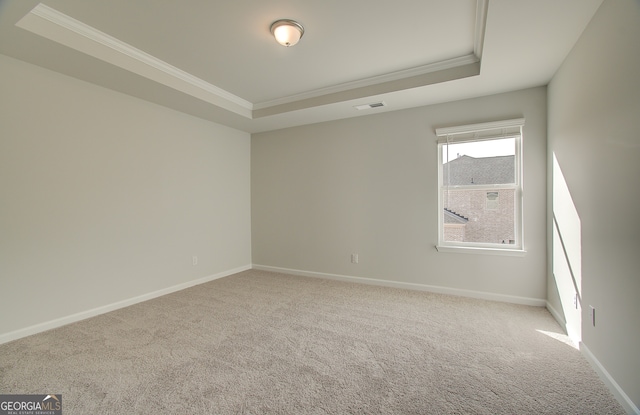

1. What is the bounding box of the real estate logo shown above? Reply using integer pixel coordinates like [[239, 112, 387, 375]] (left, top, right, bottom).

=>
[[0, 394, 62, 415]]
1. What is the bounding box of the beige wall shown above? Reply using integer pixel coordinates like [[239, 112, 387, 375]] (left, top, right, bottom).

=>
[[547, 0, 640, 410], [252, 87, 547, 303], [0, 54, 252, 338]]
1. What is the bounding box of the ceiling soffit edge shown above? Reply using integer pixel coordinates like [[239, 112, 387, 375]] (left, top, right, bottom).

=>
[[252, 54, 480, 111], [15, 1, 488, 120], [253, 60, 481, 118], [16, 3, 253, 118], [474, 0, 489, 59]]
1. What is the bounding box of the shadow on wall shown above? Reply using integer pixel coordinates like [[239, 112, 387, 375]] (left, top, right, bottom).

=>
[[552, 153, 582, 344]]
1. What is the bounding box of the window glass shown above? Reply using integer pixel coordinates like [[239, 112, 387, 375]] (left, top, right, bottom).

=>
[[436, 119, 524, 252]]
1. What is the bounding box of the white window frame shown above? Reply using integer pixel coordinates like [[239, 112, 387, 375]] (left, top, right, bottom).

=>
[[435, 118, 526, 256]]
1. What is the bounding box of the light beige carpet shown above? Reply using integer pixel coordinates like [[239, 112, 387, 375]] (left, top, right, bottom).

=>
[[0, 270, 625, 414]]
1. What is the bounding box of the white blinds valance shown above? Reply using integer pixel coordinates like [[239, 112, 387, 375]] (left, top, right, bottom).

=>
[[435, 118, 525, 144]]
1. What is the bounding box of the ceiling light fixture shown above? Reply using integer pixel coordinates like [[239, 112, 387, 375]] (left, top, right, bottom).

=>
[[270, 19, 304, 47]]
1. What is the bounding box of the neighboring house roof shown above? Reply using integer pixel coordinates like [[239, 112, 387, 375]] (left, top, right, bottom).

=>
[[443, 155, 514, 185], [444, 208, 468, 224]]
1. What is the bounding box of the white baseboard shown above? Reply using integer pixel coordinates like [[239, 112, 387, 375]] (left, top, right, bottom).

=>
[[580, 343, 639, 415], [252, 264, 546, 307], [545, 301, 581, 346], [0, 264, 251, 345], [545, 301, 566, 329]]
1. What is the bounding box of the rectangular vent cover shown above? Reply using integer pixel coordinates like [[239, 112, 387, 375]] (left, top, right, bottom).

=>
[[354, 101, 386, 110]]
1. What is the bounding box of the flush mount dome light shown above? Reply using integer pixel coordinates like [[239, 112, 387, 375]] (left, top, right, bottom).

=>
[[270, 19, 304, 47]]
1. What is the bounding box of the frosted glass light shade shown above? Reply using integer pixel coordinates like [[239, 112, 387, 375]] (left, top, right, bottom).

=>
[[270, 20, 304, 47]]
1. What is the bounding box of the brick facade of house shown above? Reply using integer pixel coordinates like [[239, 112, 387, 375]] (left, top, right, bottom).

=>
[[443, 188, 515, 244], [442, 155, 516, 244]]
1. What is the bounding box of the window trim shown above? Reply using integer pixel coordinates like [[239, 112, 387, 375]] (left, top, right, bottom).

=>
[[435, 245, 527, 256], [435, 118, 525, 254]]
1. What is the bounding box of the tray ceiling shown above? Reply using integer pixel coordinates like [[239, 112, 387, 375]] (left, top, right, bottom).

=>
[[0, 0, 603, 132]]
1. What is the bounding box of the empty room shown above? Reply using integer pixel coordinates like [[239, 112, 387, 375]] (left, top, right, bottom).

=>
[[1, 0, 638, 413]]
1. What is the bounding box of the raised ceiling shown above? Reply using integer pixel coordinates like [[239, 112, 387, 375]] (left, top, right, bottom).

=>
[[0, 0, 603, 133]]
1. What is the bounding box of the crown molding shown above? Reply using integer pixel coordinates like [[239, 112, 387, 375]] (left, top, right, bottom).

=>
[[253, 54, 480, 111], [255, 0, 488, 111], [17, 3, 253, 117], [253, 59, 480, 118], [474, 0, 489, 59], [16, 2, 488, 120]]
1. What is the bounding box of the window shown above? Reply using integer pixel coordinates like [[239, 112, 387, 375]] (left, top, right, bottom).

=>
[[435, 119, 525, 254]]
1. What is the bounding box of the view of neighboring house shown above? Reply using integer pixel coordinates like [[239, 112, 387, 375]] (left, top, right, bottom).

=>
[[442, 155, 516, 244]]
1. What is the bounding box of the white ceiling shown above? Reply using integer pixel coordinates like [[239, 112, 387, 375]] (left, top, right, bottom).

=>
[[0, 0, 603, 133]]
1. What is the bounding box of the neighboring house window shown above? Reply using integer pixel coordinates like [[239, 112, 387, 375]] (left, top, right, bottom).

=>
[[435, 119, 525, 254], [486, 192, 499, 210]]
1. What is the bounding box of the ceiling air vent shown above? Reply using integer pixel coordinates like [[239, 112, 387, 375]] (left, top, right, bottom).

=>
[[354, 101, 386, 110]]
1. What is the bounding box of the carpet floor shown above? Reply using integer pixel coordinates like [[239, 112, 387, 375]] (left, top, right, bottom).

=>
[[0, 269, 625, 414]]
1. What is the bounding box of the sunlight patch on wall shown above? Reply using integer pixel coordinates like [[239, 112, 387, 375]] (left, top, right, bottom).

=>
[[552, 153, 582, 344]]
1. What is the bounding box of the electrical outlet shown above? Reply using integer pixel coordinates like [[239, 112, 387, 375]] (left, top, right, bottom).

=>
[[192, 255, 198, 266], [351, 253, 359, 264], [589, 305, 596, 327], [573, 293, 578, 309]]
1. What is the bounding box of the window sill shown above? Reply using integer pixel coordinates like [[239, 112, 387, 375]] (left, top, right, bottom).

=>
[[435, 245, 527, 257]]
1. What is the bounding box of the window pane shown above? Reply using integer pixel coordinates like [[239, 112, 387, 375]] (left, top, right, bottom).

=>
[[442, 188, 516, 244], [441, 137, 515, 185], [440, 137, 517, 246]]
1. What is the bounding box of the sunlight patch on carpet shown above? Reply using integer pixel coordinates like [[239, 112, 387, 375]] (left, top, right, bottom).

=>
[[536, 329, 578, 350]]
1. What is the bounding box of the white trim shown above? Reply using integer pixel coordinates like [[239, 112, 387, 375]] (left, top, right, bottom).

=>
[[254, 0, 489, 111], [435, 245, 527, 256], [252, 264, 546, 307], [436, 118, 525, 137], [545, 300, 581, 346], [0, 264, 251, 345], [253, 54, 479, 110], [16, 3, 487, 118], [580, 343, 640, 415], [545, 301, 566, 330], [17, 3, 253, 118], [474, 0, 489, 59], [437, 122, 524, 252]]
